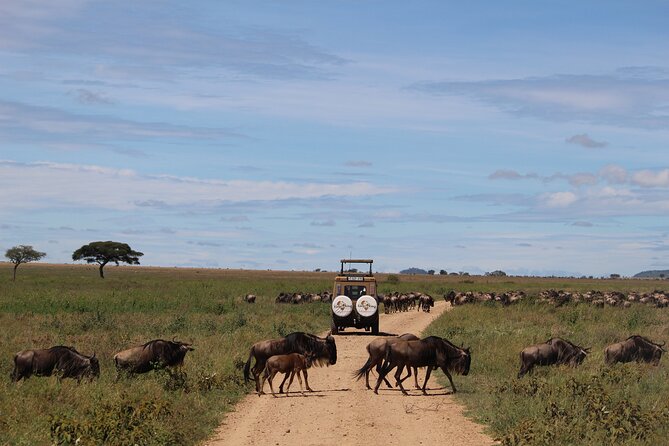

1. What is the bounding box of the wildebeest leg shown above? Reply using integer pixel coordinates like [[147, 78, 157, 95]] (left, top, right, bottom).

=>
[[374, 361, 393, 394], [259, 367, 269, 395], [252, 363, 263, 393], [268, 370, 278, 397], [517, 364, 532, 379], [396, 365, 411, 386], [302, 369, 313, 392], [442, 368, 457, 393], [375, 362, 393, 388], [421, 367, 433, 395], [394, 366, 409, 395], [413, 367, 421, 389], [285, 371, 296, 396], [295, 370, 305, 395], [278, 372, 290, 394]]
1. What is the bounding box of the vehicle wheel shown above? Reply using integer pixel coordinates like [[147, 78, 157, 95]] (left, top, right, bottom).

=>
[[371, 320, 379, 335], [331, 321, 339, 335]]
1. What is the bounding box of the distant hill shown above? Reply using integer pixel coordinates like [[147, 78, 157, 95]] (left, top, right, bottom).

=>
[[634, 270, 669, 278], [400, 267, 428, 275]]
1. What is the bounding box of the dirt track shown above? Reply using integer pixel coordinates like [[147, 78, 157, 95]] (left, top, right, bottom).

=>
[[205, 300, 495, 446]]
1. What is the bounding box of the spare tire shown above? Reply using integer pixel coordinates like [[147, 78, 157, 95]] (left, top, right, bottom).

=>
[[356, 295, 378, 317], [332, 295, 353, 317]]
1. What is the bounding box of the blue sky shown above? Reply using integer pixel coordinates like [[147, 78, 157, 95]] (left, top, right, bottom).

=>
[[1, 0, 668, 276]]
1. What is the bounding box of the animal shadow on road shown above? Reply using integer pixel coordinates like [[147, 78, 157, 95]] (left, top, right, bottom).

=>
[[376, 387, 454, 397], [274, 388, 351, 397], [335, 331, 397, 337]]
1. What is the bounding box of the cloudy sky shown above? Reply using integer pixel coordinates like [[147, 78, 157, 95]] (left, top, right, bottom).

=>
[[1, 1, 668, 276]]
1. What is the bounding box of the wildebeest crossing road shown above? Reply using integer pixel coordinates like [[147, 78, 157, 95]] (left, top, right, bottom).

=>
[[206, 300, 495, 446]]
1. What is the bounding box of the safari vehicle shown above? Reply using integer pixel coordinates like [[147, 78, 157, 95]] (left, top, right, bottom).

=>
[[331, 259, 379, 335]]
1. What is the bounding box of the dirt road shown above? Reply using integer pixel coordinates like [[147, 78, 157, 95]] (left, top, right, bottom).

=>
[[206, 300, 495, 446]]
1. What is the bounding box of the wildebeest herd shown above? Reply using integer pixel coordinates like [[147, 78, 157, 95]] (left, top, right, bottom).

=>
[[443, 288, 669, 308], [377, 292, 435, 313], [11, 338, 193, 382]]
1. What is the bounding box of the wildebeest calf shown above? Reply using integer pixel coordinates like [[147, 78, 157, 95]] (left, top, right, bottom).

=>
[[260, 353, 314, 397], [11, 346, 99, 382], [114, 339, 194, 378]]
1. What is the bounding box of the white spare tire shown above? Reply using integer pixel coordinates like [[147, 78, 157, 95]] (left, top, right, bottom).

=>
[[356, 295, 378, 317], [332, 295, 353, 317]]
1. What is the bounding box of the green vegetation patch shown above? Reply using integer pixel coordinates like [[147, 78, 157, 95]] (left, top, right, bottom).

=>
[[0, 265, 332, 445], [425, 302, 669, 445]]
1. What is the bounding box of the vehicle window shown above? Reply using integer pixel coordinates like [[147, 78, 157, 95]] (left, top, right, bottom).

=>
[[344, 285, 366, 299]]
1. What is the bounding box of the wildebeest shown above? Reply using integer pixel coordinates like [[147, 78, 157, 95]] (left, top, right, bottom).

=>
[[244, 332, 337, 394], [243, 294, 256, 303], [260, 352, 314, 397], [353, 333, 420, 390], [374, 336, 471, 395], [518, 337, 589, 378], [418, 294, 434, 312], [604, 335, 666, 365], [11, 346, 99, 382], [114, 339, 194, 377]]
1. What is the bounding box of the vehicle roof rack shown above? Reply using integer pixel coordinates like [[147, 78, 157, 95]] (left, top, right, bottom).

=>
[[340, 259, 374, 275]]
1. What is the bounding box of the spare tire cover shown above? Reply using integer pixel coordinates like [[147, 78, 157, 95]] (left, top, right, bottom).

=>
[[332, 295, 353, 317], [356, 295, 378, 317]]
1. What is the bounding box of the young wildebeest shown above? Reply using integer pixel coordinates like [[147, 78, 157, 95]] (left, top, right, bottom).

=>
[[114, 339, 194, 378], [260, 352, 314, 397], [605, 335, 666, 365], [244, 332, 336, 394], [518, 338, 589, 378], [354, 333, 421, 390], [11, 346, 99, 382], [374, 336, 471, 395]]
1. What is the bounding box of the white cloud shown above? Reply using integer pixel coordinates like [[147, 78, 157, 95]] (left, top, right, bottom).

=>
[[568, 173, 597, 187], [600, 165, 628, 184], [543, 191, 578, 208], [631, 169, 669, 188], [411, 72, 669, 129], [0, 160, 393, 211]]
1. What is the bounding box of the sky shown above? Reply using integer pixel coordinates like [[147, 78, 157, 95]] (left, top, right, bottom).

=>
[[0, 0, 668, 277]]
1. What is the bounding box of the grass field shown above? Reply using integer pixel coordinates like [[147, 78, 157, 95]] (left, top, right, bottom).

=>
[[426, 301, 669, 445], [1, 263, 667, 445], [0, 264, 335, 445]]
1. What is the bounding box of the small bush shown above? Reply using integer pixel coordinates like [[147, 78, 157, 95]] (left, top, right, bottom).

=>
[[50, 395, 179, 446]]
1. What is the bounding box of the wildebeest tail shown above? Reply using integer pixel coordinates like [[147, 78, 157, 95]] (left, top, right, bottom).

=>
[[352, 356, 374, 381], [243, 346, 254, 382], [10, 354, 18, 382], [378, 344, 395, 377]]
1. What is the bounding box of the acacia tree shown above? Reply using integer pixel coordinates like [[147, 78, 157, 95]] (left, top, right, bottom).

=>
[[72, 241, 143, 278], [5, 245, 47, 281]]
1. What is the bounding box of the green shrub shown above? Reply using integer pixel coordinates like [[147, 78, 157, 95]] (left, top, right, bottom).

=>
[[50, 395, 177, 446]]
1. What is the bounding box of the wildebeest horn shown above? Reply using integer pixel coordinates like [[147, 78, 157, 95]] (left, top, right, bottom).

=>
[[326, 331, 331, 336], [659, 341, 666, 347], [172, 336, 177, 342], [92, 352, 96, 358]]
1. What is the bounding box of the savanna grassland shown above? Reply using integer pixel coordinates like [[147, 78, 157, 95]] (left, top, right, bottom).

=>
[[426, 299, 669, 445], [1, 263, 668, 445], [0, 264, 335, 446]]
